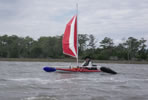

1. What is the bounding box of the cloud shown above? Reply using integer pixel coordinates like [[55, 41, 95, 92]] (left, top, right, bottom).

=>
[[0, 0, 148, 45]]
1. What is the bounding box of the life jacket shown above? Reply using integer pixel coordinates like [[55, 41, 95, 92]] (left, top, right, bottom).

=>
[[83, 60, 91, 66]]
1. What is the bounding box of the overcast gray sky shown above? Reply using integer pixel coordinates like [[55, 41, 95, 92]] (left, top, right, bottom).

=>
[[0, 0, 148, 45]]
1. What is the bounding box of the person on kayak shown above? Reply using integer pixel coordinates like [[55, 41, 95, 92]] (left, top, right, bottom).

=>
[[82, 56, 92, 66], [81, 56, 117, 74], [81, 56, 97, 70]]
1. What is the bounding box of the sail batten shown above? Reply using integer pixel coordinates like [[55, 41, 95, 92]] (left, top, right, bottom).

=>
[[62, 16, 77, 58]]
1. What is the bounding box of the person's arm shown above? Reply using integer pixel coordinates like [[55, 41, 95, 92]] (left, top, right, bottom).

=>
[[81, 61, 86, 66]]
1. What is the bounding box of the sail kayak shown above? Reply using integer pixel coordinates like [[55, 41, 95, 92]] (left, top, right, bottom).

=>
[[43, 14, 117, 74], [43, 15, 102, 73]]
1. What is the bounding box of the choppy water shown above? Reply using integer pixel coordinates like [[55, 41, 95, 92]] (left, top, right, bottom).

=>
[[0, 61, 148, 100]]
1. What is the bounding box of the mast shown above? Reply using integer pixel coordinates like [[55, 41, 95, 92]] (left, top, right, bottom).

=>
[[76, 3, 79, 66]]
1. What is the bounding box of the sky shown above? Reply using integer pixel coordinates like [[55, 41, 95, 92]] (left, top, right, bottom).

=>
[[0, 0, 148, 45]]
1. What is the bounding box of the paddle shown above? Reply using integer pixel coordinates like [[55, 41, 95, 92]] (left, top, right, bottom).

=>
[[100, 67, 117, 74], [43, 67, 56, 72]]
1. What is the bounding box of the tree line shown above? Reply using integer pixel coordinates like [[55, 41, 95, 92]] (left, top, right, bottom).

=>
[[0, 34, 148, 61]]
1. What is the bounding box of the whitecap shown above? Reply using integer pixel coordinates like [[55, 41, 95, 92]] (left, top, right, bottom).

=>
[[8, 78, 53, 84], [22, 96, 57, 100]]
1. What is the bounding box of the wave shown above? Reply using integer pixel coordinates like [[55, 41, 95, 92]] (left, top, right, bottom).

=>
[[8, 78, 54, 84], [22, 96, 57, 100], [7, 77, 75, 85]]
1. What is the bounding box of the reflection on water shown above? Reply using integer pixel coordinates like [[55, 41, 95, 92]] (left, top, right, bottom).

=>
[[0, 61, 148, 100]]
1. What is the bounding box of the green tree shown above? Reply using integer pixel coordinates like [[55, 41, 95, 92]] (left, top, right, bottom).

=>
[[137, 38, 147, 60], [20, 36, 35, 58], [124, 37, 140, 60], [100, 37, 114, 49], [115, 43, 128, 60], [30, 47, 43, 58], [38, 36, 62, 58], [0, 35, 8, 57], [4, 35, 21, 58], [97, 37, 114, 60], [85, 34, 97, 59], [78, 34, 89, 56], [88, 34, 96, 49]]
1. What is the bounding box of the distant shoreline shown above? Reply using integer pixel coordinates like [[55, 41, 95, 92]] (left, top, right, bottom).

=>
[[0, 58, 148, 64]]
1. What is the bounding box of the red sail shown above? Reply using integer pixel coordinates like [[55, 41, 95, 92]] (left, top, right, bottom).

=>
[[62, 16, 77, 58]]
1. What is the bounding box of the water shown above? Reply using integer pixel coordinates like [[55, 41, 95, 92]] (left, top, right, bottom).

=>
[[0, 61, 148, 100]]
